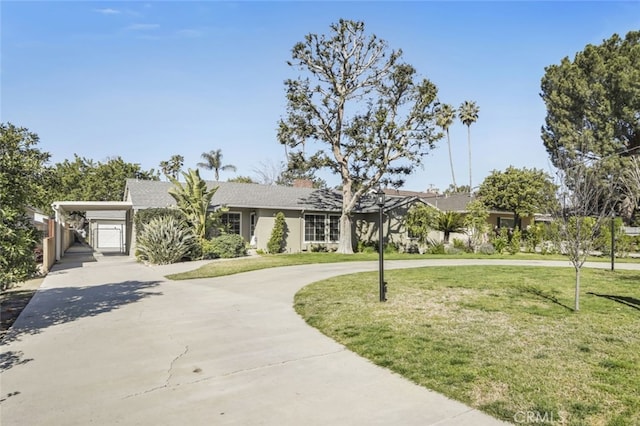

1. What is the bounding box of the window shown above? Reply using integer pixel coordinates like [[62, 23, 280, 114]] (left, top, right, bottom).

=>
[[497, 217, 514, 229], [304, 214, 340, 243], [304, 214, 326, 242], [329, 215, 340, 242], [221, 212, 241, 235]]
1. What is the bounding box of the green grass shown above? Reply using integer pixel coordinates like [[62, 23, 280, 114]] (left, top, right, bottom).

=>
[[294, 266, 640, 426], [166, 251, 638, 280]]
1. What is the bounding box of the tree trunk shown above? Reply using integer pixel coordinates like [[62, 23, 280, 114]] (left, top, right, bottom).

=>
[[467, 125, 472, 194], [574, 267, 580, 312], [337, 184, 354, 254], [447, 130, 456, 190]]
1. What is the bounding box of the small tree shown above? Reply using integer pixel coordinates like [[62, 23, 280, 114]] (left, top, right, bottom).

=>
[[556, 161, 618, 311], [267, 212, 287, 254], [405, 204, 438, 246], [464, 199, 489, 251]]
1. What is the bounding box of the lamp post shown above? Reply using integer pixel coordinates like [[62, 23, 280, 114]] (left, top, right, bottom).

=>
[[376, 188, 387, 302]]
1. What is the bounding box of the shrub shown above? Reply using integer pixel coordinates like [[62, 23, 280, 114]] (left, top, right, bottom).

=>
[[310, 244, 328, 252], [267, 212, 287, 254], [134, 208, 186, 235], [384, 241, 399, 254], [427, 242, 446, 254], [478, 243, 495, 255], [136, 216, 194, 265], [445, 246, 464, 255], [491, 227, 509, 254], [452, 238, 468, 252], [207, 234, 247, 259], [507, 227, 522, 255]]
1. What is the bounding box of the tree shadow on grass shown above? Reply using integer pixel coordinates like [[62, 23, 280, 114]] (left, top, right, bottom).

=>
[[586, 292, 640, 311], [521, 286, 574, 312], [0, 280, 162, 370]]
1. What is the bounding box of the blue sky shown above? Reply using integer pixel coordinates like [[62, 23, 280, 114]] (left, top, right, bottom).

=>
[[2, 1, 639, 192]]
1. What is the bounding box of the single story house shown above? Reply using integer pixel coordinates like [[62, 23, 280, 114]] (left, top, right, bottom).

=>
[[124, 179, 421, 254]]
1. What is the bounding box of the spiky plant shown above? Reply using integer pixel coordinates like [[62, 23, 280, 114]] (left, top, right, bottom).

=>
[[136, 216, 194, 265]]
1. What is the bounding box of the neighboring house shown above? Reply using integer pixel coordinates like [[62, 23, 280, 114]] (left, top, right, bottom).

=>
[[85, 210, 127, 253], [124, 179, 422, 254]]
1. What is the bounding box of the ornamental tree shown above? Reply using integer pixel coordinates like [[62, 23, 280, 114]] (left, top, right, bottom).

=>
[[477, 167, 557, 228], [278, 19, 441, 253]]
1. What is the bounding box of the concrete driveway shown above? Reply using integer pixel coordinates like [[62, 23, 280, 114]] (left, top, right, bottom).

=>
[[2, 252, 637, 425]]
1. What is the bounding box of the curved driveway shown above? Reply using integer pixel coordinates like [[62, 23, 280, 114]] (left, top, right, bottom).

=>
[[1, 255, 638, 425]]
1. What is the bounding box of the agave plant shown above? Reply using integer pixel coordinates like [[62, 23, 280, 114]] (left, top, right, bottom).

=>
[[136, 216, 194, 265]]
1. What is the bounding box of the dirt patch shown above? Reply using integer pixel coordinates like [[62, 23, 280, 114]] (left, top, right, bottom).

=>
[[1, 277, 44, 340]]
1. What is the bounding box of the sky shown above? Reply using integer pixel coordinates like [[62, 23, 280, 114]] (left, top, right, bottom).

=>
[[2, 1, 639, 193]]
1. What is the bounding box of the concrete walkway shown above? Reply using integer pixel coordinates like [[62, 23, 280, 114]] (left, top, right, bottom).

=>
[[1, 250, 638, 425]]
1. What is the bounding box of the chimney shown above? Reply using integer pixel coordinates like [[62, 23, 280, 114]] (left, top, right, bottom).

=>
[[293, 179, 314, 188]]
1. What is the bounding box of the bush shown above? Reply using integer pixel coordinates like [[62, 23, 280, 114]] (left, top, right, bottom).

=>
[[491, 228, 509, 254], [310, 244, 328, 252], [267, 212, 287, 254], [445, 247, 464, 255], [134, 208, 186, 235], [207, 234, 247, 259], [452, 238, 470, 252], [427, 242, 446, 254], [507, 227, 522, 255], [384, 242, 399, 254], [478, 243, 495, 255], [136, 216, 194, 265]]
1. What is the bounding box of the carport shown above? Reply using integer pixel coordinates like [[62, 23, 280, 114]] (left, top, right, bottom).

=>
[[51, 201, 133, 261]]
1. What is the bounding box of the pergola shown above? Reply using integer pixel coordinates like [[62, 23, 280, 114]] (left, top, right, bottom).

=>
[[51, 201, 133, 261]]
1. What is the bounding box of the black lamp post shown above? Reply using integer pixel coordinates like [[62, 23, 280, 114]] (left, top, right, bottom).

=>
[[376, 188, 387, 302]]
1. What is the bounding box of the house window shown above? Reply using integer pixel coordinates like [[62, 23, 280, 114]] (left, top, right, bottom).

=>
[[304, 214, 326, 242], [329, 215, 340, 242], [497, 217, 514, 229], [304, 214, 340, 243], [221, 212, 241, 235]]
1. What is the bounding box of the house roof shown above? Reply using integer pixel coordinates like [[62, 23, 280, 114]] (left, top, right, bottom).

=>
[[424, 193, 476, 212], [125, 179, 346, 212], [124, 179, 414, 213]]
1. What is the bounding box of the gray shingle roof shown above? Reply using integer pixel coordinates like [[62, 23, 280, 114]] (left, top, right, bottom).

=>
[[125, 179, 346, 212], [124, 179, 414, 213]]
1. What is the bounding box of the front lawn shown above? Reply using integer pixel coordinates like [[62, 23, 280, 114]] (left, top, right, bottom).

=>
[[294, 266, 640, 425], [165, 251, 637, 280]]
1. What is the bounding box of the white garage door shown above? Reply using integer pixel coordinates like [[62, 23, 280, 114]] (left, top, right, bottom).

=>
[[97, 224, 123, 249]]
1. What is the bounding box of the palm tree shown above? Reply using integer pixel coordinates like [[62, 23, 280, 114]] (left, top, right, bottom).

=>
[[458, 101, 480, 194], [434, 211, 465, 244], [435, 103, 457, 190], [197, 149, 237, 181]]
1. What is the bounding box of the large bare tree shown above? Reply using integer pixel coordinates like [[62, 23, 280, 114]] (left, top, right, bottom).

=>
[[278, 20, 441, 253]]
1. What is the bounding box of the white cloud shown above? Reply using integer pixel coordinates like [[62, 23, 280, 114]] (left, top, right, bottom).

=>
[[126, 23, 160, 31], [94, 8, 121, 15]]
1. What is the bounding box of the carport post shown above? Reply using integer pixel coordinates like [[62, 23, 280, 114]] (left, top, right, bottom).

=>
[[52, 203, 63, 261]]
